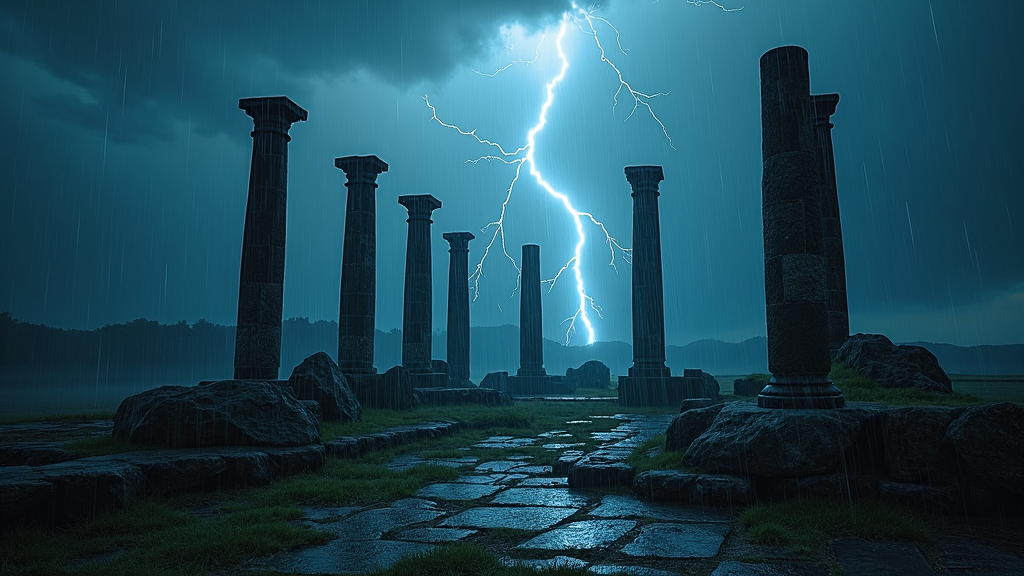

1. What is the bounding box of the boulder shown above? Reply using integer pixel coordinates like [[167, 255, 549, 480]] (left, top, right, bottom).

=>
[[565, 360, 611, 390], [287, 352, 362, 423], [567, 450, 635, 489], [698, 371, 721, 401], [941, 402, 1024, 494], [382, 365, 417, 410], [881, 406, 962, 484], [112, 380, 321, 448], [666, 403, 725, 452], [680, 398, 716, 412], [632, 470, 751, 507], [480, 371, 509, 392], [414, 387, 513, 407], [836, 333, 952, 393], [682, 403, 870, 477], [430, 359, 451, 380], [732, 377, 767, 397]]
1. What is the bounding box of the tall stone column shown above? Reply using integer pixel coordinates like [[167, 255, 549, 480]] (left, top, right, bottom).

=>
[[399, 194, 441, 375], [233, 96, 307, 380], [443, 232, 475, 383], [517, 244, 547, 377], [812, 94, 850, 358], [625, 166, 670, 378], [335, 155, 388, 375], [758, 46, 844, 409]]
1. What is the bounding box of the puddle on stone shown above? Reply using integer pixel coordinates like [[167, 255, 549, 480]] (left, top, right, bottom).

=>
[[543, 442, 586, 450], [311, 500, 443, 541], [476, 460, 525, 472], [396, 527, 477, 543], [492, 487, 590, 508], [453, 474, 505, 484], [508, 465, 553, 475], [440, 506, 578, 530], [517, 477, 568, 487], [565, 420, 593, 425], [621, 523, 731, 559], [260, 539, 434, 575], [517, 519, 636, 550], [590, 494, 732, 524], [416, 482, 503, 501], [538, 430, 571, 438]]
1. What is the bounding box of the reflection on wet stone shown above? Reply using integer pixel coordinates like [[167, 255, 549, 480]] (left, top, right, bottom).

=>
[[621, 522, 731, 558], [415, 482, 503, 500], [491, 487, 589, 508], [517, 519, 636, 550], [440, 506, 578, 530]]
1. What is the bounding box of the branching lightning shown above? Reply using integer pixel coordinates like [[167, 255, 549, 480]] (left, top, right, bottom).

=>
[[425, 4, 677, 345]]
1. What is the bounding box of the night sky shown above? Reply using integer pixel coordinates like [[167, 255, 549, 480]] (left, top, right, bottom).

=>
[[1, 0, 1021, 348]]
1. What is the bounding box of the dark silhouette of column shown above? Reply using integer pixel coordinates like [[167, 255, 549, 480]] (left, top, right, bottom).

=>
[[444, 232, 475, 383], [517, 244, 547, 377], [812, 94, 850, 358], [758, 46, 844, 409], [335, 155, 388, 375], [399, 194, 441, 374], [233, 96, 307, 380], [625, 166, 670, 378]]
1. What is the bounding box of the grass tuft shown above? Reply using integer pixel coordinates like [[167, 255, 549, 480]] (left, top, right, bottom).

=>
[[627, 434, 687, 473], [829, 361, 986, 407], [369, 543, 591, 576]]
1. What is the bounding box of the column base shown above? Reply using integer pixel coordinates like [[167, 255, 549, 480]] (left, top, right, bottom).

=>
[[408, 372, 450, 389], [757, 376, 846, 409], [507, 375, 568, 396], [618, 375, 704, 408]]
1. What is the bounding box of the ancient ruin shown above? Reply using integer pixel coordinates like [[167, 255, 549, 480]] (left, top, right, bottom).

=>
[[508, 244, 566, 395], [757, 46, 845, 409], [443, 232, 475, 385], [233, 96, 307, 380]]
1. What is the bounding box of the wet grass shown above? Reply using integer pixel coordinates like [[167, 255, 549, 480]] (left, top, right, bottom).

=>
[[739, 498, 935, 557], [829, 361, 988, 407], [627, 434, 688, 473], [367, 543, 591, 576]]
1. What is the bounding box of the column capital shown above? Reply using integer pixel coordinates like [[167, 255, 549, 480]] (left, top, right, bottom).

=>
[[522, 244, 540, 257], [812, 93, 840, 126], [239, 96, 307, 133], [399, 194, 442, 221], [443, 231, 475, 252], [335, 155, 389, 186], [625, 165, 665, 194]]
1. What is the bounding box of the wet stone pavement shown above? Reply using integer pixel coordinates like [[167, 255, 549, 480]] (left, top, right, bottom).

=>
[[252, 414, 836, 576]]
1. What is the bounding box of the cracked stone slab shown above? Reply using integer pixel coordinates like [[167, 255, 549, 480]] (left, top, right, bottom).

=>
[[386, 454, 477, 471], [502, 556, 588, 570], [259, 539, 434, 574], [832, 539, 937, 576], [311, 500, 443, 540], [508, 465, 553, 475], [518, 519, 636, 550], [396, 527, 477, 542], [936, 535, 1024, 575], [301, 506, 362, 522], [476, 460, 526, 473], [440, 506, 578, 530], [416, 482, 503, 500], [543, 442, 586, 450], [453, 474, 505, 484], [621, 522, 731, 558], [517, 477, 568, 487], [492, 487, 590, 508], [710, 561, 830, 575], [590, 566, 681, 576], [591, 494, 732, 523]]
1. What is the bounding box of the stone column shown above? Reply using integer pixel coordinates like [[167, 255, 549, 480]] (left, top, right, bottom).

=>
[[233, 96, 307, 380], [812, 94, 850, 358], [335, 155, 389, 375], [517, 244, 547, 377], [443, 232, 475, 383], [399, 194, 441, 374], [758, 46, 844, 409], [625, 166, 670, 378]]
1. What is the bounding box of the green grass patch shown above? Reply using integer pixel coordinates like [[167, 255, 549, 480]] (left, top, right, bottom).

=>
[[739, 498, 935, 557], [627, 434, 686, 473], [746, 373, 772, 384], [829, 361, 987, 407], [572, 387, 617, 397], [368, 543, 590, 576]]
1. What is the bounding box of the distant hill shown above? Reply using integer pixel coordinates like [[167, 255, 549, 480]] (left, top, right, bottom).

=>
[[902, 341, 1024, 375]]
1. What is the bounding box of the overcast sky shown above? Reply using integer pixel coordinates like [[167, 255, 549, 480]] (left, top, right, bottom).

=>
[[1, 0, 1021, 347]]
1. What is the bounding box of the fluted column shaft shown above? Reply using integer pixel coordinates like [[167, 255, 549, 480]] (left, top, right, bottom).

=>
[[233, 96, 307, 380], [625, 166, 670, 378], [812, 94, 850, 357], [517, 244, 546, 377], [444, 232, 475, 382], [399, 194, 441, 373], [758, 46, 844, 409], [336, 155, 388, 375]]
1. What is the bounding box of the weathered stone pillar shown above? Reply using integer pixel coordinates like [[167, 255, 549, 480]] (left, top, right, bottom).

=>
[[625, 166, 670, 379], [758, 46, 844, 409], [233, 96, 307, 380], [812, 94, 850, 358], [518, 244, 547, 377], [399, 194, 441, 376], [444, 232, 475, 384], [335, 155, 388, 375]]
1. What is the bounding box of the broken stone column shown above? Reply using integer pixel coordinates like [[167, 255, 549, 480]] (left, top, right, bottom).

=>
[[617, 166, 702, 407], [335, 155, 388, 376], [508, 244, 566, 395], [443, 232, 475, 385], [812, 94, 850, 358], [758, 46, 845, 409], [233, 96, 307, 380], [398, 194, 447, 388]]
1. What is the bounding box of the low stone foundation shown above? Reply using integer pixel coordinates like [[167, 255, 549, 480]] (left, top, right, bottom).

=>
[[617, 375, 703, 407], [414, 387, 512, 407], [507, 375, 569, 396]]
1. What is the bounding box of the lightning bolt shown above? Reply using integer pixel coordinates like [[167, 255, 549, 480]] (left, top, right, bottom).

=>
[[425, 5, 675, 345]]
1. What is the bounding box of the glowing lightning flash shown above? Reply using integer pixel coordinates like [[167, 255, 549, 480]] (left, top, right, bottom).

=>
[[426, 6, 672, 345]]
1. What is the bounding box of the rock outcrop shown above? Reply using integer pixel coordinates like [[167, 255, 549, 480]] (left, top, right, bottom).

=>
[[837, 333, 952, 393], [565, 360, 612, 390], [287, 352, 362, 423], [112, 380, 321, 448]]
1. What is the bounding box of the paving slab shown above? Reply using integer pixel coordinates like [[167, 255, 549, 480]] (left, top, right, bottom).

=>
[[502, 556, 589, 570], [538, 430, 573, 438], [710, 560, 830, 575], [476, 460, 525, 473], [492, 487, 590, 508], [508, 465, 554, 475], [259, 539, 433, 574], [416, 482, 503, 500], [440, 506, 579, 530], [386, 454, 477, 471], [589, 565, 680, 576], [937, 535, 1024, 575], [395, 527, 477, 542], [517, 477, 569, 487], [832, 539, 936, 576], [621, 522, 731, 558], [542, 443, 586, 450], [311, 499, 443, 540], [453, 474, 505, 484], [473, 437, 537, 449], [591, 494, 732, 524], [518, 519, 636, 550], [300, 506, 362, 522]]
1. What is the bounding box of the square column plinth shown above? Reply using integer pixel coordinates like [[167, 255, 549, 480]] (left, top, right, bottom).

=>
[[618, 375, 704, 408]]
